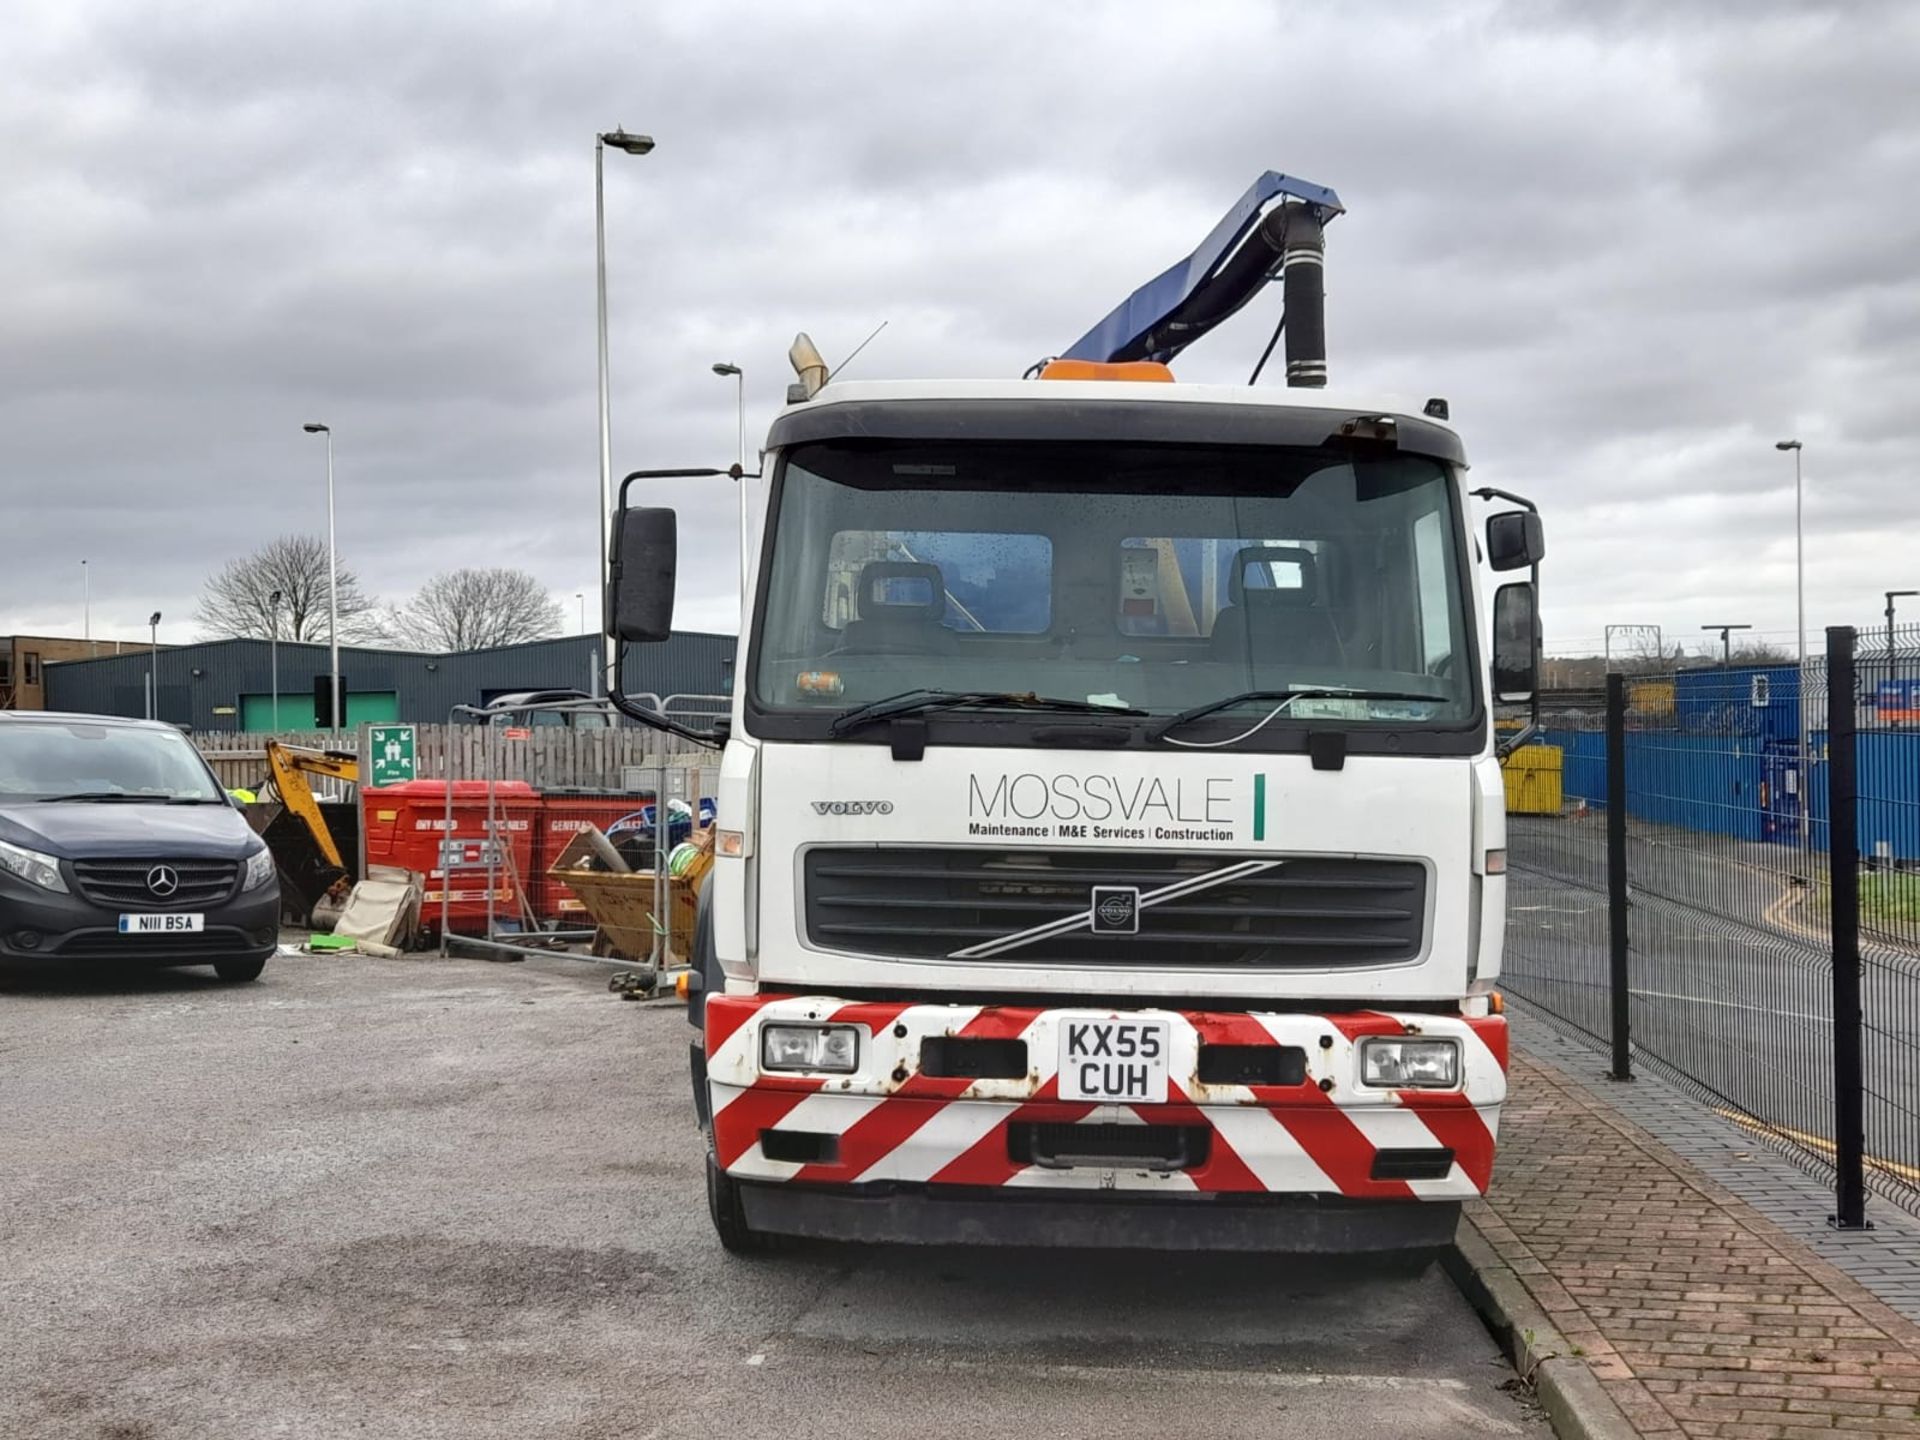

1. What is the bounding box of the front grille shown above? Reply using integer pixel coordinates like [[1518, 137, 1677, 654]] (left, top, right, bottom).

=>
[[1013, 1123, 1210, 1171], [71, 858, 240, 909], [803, 848, 1425, 967], [53, 928, 262, 960]]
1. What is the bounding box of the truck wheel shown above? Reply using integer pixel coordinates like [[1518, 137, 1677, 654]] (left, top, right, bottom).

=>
[[214, 959, 267, 983], [706, 1145, 777, 1256]]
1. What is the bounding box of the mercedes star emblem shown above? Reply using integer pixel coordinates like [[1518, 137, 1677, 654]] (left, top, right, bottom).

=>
[[146, 865, 180, 898]]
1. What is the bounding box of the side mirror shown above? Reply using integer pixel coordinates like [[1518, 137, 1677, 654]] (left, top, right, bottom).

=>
[[1487, 511, 1545, 572], [610, 507, 677, 643], [1492, 583, 1539, 703]]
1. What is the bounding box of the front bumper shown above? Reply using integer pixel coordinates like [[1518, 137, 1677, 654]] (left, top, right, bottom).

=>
[[706, 997, 1507, 1204], [0, 878, 281, 967], [740, 1182, 1462, 1252]]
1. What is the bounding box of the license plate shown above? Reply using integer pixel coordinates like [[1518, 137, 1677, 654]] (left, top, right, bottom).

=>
[[1058, 1017, 1170, 1103], [118, 913, 205, 934]]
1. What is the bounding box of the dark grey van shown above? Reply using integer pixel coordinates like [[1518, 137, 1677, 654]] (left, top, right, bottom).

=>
[[0, 713, 280, 981]]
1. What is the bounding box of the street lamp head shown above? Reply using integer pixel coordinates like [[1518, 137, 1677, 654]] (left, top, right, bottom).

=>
[[269, 589, 283, 605], [1775, 439, 1801, 451], [600, 130, 655, 156], [303, 422, 329, 435], [712, 362, 742, 377], [149, 611, 162, 627]]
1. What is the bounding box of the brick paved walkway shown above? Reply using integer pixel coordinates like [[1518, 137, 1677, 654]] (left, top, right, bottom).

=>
[[1477, 1035, 1920, 1436]]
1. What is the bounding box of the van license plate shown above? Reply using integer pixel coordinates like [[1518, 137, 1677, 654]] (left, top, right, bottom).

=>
[[118, 914, 205, 934], [1058, 1018, 1170, 1103]]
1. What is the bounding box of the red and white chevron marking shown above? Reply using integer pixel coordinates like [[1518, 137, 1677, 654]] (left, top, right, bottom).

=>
[[707, 996, 1506, 1199]]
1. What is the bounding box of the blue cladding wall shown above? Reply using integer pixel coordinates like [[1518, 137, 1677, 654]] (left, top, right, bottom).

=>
[[1545, 728, 1607, 806], [1804, 731, 1920, 863], [1673, 664, 1801, 743], [1542, 729, 1769, 844], [1544, 722, 1920, 862]]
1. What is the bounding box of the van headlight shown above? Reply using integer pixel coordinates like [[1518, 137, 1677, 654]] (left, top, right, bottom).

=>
[[0, 837, 68, 894], [242, 846, 276, 892], [1359, 1037, 1461, 1089], [761, 1023, 859, 1074]]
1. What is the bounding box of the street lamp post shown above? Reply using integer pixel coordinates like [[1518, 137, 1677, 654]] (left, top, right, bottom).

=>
[[1776, 439, 1807, 769], [1702, 623, 1752, 667], [712, 362, 745, 473], [595, 127, 656, 699], [302, 423, 340, 728], [83, 560, 93, 656], [148, 611, 161, 721], [1888, 590, 1918, 726], [268, 588, 283, 731]]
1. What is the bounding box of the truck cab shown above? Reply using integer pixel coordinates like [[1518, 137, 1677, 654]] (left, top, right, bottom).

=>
[[607, 175, 1542, 1255], [614, 375, 1540, 1255]]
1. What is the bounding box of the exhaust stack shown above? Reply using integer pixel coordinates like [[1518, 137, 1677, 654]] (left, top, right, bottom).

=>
[[1278, 204, 1326, 388]]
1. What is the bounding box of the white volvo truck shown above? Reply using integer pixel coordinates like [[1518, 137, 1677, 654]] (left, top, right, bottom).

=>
[[607, 173, 1544, 1255]]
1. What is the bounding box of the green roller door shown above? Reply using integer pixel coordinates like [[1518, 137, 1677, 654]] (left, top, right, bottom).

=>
[[240, 691, 398, 732]]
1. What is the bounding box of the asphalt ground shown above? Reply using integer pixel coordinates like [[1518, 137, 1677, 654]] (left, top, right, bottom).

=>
[[0, 953, 1546, 1440]]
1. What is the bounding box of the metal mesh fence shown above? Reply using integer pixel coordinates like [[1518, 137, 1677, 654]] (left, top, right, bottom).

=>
[[1505, 634, 1920, 1218], [1852, 622, 1920, 1209], [371, 702, 721, 985], [1502, 699, 1611, 1046]]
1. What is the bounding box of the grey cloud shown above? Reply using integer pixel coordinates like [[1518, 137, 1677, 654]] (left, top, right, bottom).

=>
[[2, 0, 1918, 662]]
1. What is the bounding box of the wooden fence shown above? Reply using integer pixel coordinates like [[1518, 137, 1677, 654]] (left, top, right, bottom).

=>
[[193, 725, 708, 792]]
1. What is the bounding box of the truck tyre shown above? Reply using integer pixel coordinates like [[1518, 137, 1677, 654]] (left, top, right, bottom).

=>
[[706, 1142, 778, 1256], [214, 959, 267, 983]]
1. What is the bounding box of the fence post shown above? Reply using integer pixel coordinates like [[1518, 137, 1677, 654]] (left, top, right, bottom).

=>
[[1827, 626, 1869, 1229], [1607, 671, 1632, 1080]]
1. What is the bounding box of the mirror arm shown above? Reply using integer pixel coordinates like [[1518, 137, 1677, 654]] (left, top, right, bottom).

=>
[[608, 468, 744, 751], [607, 650, 724, 749], [1494, 719, 1539, 760]]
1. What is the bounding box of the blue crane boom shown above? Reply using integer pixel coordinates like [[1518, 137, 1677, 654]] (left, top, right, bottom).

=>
[[1059, 171, 1344, 384]]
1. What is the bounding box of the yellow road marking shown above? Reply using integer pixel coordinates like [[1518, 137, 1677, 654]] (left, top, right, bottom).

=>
[[1714, 1108, 1920, 1185]]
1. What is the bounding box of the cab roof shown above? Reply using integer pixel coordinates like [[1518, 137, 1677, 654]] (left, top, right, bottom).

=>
[[763, 379, 1467, 468]]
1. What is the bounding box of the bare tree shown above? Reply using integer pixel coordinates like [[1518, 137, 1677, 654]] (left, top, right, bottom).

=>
[[195, 535, 386, 643], [393, 568, 562, 652]]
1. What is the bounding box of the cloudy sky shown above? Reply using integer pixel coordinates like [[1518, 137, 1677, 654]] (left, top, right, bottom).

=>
[[4, 0, 1916, 659]]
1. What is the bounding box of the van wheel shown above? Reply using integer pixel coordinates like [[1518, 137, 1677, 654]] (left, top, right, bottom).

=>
[[706, 1144, 778, 1256], [214, 959, 267, 983]]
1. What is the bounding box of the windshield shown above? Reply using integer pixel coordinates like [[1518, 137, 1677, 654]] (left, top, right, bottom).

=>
[[750, 440, 1480, 746], [0, 721, 224, 802]]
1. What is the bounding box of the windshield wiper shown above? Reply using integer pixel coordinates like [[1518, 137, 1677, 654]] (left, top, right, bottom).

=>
[[1149, 687, 1445, 744], [830, 689, 1146, 738], [36, 791, 162, 803]]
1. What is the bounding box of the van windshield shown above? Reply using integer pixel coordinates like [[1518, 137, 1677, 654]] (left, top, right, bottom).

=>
[[0, 722, 224, 803], [750, 440, 1479, 745]]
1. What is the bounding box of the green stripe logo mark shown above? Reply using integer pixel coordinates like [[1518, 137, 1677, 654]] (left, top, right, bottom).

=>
[[1253, 773, 1266, 842]]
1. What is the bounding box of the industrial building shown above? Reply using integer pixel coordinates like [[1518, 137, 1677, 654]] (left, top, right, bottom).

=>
[[2, 634, 172, 712], [41, 631, 737, 732]]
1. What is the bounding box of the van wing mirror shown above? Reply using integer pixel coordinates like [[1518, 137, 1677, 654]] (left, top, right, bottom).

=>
[[1487, 511, 1545, 572], [1492, 582, 1539, 704], [610, 507, 677, 643]]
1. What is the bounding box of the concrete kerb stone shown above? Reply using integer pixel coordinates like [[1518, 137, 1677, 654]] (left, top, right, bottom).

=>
[[1445, 1218, 1643, 1440]]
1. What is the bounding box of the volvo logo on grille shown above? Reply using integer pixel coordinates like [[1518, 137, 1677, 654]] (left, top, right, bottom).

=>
[[146, 866, 180, 898], [1089, 885, 1141, 935], [810, 801, 894, 816]]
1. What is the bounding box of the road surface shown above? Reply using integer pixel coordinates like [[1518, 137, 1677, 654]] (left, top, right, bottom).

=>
[[0, 954, 1544, 1440]]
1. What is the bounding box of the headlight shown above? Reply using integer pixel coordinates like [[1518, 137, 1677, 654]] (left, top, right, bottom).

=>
[[0, 837, 68, 894], [1360, 1037, 1460, 1089], [761, 1023, 859, 1074], [242, 846, 276, 892]]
